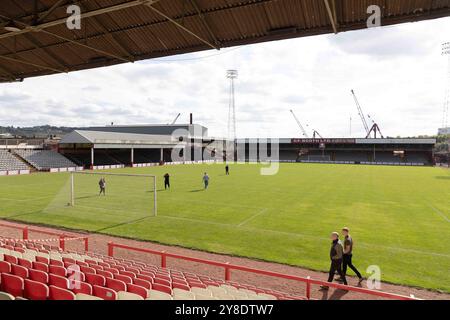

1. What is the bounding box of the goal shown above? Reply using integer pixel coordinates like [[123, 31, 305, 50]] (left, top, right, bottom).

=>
[[69, 171, 157, 216]]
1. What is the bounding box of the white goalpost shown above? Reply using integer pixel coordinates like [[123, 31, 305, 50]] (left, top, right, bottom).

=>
[[70, 171, 157, 216]]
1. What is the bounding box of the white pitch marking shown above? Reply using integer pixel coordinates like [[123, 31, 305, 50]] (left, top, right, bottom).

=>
[[428, 204, 450, 223], [237, 208, 269, 227]]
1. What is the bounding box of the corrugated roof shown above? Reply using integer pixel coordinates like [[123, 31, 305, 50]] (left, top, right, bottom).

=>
[[0, 0, 448, 82], [60, 129, 181, 145]]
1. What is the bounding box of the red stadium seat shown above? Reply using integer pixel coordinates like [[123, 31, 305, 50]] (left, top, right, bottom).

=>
[[93, 285, 117, 300], [35, 256, 49, 264], [32, 261, 49, 273], [84, 259, 97, 265], [126, 267, 140, 274], [106, 278, 127, 292], [29, 269, 49, 284], [18, 258, 32, 269], [97, 270, 113, 279], [49, 274, 69, 289], [49, 285, 76, 300], [75, 261, 88, 267], [1, 273, 24, 297], [136, 274, 153, 283], [24, 279, 49, 300], [14, 247, 25, 254], [172, 282, 190, 292], [70, 281, 92, 295], [98, 262, 110, 268], [189, 282, 207, 289], [0, 261, 11, 273], [49, 265, 67, 277], [49, 259, 64, 267], [133, 278, 152, 290], [62, 258, 76, 264], [90, 265, 104, 272], [152, 283, 172, 295], [127, 283, 148, 299], [114, 274, 132, 284], [3, 254, 18, 265], [11, 264, 29, 279], [80, 266, 96, 274], [119, 270, 136, 278], [85, 273, 106, 287], [103, 267, 119, 275], [154, 278, 171, 287]]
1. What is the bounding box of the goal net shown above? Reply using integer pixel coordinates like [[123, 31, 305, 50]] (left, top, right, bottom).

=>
[[63, 172, 157, 217]]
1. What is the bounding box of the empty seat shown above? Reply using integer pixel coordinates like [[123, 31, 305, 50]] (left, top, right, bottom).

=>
[[24, 279, 49, 300], [152, 283, 172, 295], [127, 283, 148, 299], [114, 274, 132, 284], [173, 288, 195, 300], [147, 290, 172, 300], [76, 293, 103, 300], [1, 273, 24, 297], [49, 274, 69, 289], [93, 285, 117, 300], [18, 258, 33, 269], [70, 281, 92, 295], [0, 291, 15, 300], [118, 291, 144, 300], [49, 265, 67, 277], [11, 264, 29, 279], [106, 278, 127, 292], [191, 287, 213, 297], [85, 273, 106, 287], [29, 269, 49, 284], [49, 285, 76, 300], [32, 261, 49, 272], [3, 254, 18, 264], [0, 261, 11, 273], [133, 278, 152, 290]]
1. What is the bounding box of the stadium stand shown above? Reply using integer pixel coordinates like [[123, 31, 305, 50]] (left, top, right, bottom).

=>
[[0, 239, 299, 301], [14, 150, 76, 171], [0, 150, 29, 171]]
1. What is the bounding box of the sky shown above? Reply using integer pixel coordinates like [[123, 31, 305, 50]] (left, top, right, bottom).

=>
[[0, 16, 449, 139]]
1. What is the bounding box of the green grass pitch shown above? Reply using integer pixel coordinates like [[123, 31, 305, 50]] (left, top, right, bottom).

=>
[[0, 163, 449, 292]]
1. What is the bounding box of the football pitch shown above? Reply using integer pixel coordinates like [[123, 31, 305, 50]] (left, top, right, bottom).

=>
[[0, 163, 449, 292]]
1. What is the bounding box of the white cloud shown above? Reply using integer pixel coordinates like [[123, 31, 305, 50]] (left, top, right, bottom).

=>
[[1, 17, 449, 138]]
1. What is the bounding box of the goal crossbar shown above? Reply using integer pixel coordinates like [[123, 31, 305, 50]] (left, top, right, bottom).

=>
[[70, 171, 157, 216]]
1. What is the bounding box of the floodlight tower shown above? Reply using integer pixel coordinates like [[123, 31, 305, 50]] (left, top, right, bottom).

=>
[[442, 42, 450, 129], [227, 70, 238, 142]]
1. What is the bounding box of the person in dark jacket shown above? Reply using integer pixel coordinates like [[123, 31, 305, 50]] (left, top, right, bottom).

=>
[[164, 173, 170, 190], [98, 178, 106, 196], [320, 232, 347, 290], [338, 227, 364, 284]]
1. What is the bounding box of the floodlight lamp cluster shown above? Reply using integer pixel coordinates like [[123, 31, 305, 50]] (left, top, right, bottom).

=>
[[226, 70, 238, 79]]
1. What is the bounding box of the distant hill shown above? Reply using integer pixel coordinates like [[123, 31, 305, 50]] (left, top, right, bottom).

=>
[[0, 125, 78, 138]]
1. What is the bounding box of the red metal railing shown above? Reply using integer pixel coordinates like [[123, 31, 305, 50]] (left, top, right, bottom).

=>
[[107, 242, 418, 300], [0, 222, 89, 252]]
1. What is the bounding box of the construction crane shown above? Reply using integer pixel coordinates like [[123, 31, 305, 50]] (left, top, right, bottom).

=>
[[169, 113, 181, 125], [351, 90, 384, 138], [351, 90, 370, 135], [290, 109, 309, 138], [312, 130, 323, 139]]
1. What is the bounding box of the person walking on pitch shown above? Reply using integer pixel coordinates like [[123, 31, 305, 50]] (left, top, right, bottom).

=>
[[203, 172, 210, 189], [164, 173, 170, 190], [98, 177, 106, 196], [225, 164, 230, 175]]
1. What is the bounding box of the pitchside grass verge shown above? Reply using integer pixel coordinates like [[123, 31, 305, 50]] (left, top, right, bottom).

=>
[[0, 163, 449, 292]]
